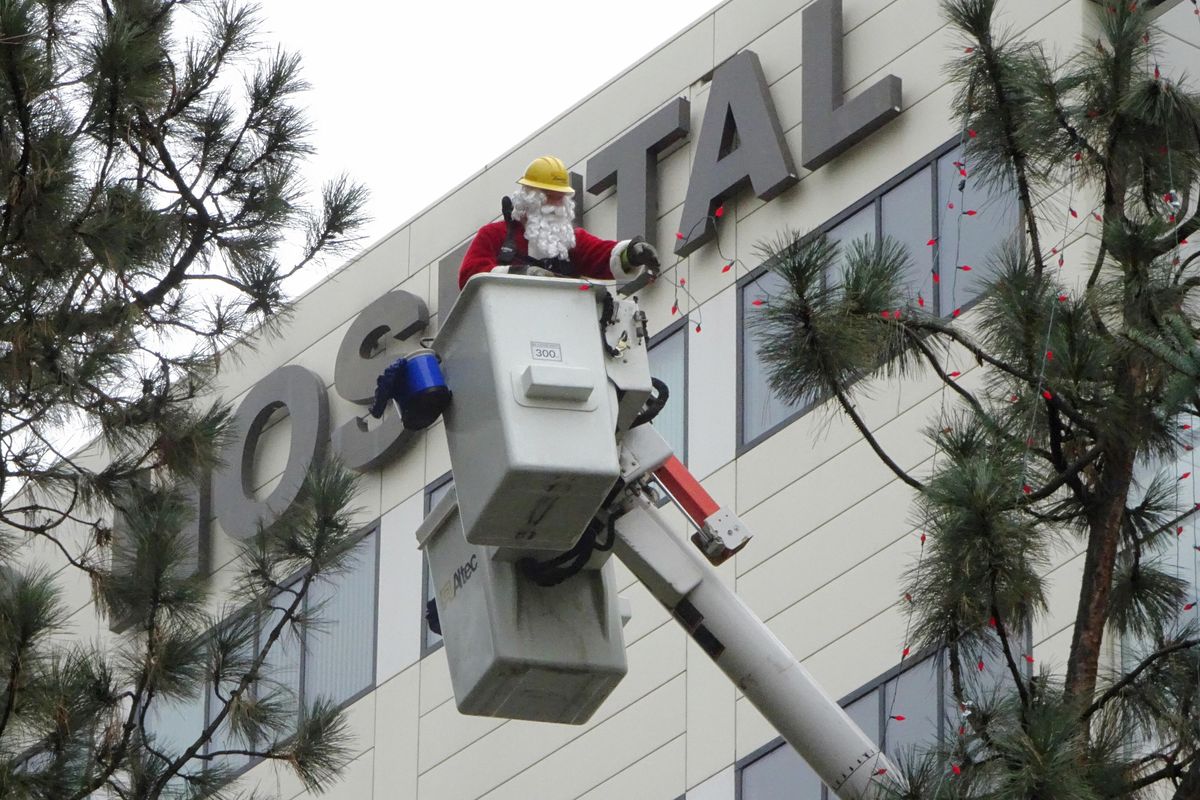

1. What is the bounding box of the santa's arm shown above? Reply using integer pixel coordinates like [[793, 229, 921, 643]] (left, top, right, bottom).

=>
[[573, 228, 643, 281], [458, 224, 506, 288]]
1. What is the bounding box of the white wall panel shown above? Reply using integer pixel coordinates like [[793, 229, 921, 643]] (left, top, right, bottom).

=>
[[419, 647, 454, 715], [576, 735, 686, 800], [737, 479, 919, 622], [1033, 550, 1086, 649], [764, 535, 918, 659], [377, 492, 427, 681], [687, 287, 738, 479], [688, 765, 736, 800], [373, 664, 421, 800], [476, 677, 686, 800]]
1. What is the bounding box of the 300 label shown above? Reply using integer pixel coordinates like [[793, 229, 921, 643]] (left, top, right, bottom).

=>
[[530, 341, 562, 362]]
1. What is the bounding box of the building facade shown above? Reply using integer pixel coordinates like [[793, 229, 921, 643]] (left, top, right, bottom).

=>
[[40, 0, 1200, 797]]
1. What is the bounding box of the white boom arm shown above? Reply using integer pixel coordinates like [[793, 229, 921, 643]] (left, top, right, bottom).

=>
[[609, 426, 898, 798]]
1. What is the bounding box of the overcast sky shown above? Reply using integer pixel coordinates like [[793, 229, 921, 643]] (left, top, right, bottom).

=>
[[251, 0, 720, 287]]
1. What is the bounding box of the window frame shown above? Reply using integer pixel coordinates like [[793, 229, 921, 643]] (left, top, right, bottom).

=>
[[736, 135, 1011, 454], [647, 316, 690, 464], [421, 471, 454, 658]]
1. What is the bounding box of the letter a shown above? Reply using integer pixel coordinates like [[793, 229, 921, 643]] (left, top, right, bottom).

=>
[[675, 51, 798, 257]]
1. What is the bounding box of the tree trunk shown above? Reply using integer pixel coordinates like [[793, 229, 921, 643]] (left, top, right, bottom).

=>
[[1064, 447, 1134, 704]]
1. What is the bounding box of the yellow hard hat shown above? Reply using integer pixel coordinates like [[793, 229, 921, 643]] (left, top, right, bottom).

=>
[[517, 156, 574, 194]]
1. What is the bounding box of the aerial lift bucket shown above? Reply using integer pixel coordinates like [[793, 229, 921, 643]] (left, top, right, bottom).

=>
[[415, 486, 628, 724], [434, 275, 626, 552]]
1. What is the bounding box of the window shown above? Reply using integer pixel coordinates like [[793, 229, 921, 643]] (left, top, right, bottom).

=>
[[144, 692, 207, 788], [422, 474, 455, 655], [1123, 416, 1200, 661], [1163, 416, 1200, 623], [647, 321, 687, 461], [303, 536, 378, 707], [738, 653, 939, 800], [738, 139, 1019, 449], [740, 740, 823, 800], [935, 148, 1019, 315], [149, 528, 378, 777], [738, 637, 1031, 799]]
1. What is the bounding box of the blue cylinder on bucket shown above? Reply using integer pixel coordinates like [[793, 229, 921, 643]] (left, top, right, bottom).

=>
[[399, 348, 451, 430]]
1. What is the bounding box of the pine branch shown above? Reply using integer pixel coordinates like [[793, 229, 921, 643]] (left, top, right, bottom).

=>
[[1045, 405, 1089, 504], [903, 317, 1098, 434], [830, 381, 925, 491], [0, 652, 23, 740], [0, 30, 36, 247], [904, 329, 987, 418], [1168, 755, 1200, 800], [990, 604, 1031, 717], [973, 19, 1048, 278], [130, 111, 214, 311], [1082, 636, 1200, 720], [1020, 444, 1102, 504], [67, 584, 165, 800], [190, 747, 282, 762], [1121, 749, 1200, 796]]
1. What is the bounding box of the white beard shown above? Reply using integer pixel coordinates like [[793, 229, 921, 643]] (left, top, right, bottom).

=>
[[511, 186, 576, 261]]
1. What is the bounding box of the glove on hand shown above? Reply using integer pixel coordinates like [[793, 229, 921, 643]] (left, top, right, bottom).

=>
[[623, 236, 660, 275], [369, 357, 407, 419]]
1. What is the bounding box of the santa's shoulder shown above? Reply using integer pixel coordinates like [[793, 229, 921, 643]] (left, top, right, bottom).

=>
[[470, 219, 510, 243]]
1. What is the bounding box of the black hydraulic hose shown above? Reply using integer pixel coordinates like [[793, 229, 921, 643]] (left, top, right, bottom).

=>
[[631, 377, 670, 427]]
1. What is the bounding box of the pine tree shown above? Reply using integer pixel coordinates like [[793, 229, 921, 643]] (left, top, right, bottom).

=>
[[754, 2, 1200, 796], [0, 1, 370, 797]]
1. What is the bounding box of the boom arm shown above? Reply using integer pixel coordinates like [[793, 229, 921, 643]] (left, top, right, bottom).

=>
[[610, 426, 898, 798]]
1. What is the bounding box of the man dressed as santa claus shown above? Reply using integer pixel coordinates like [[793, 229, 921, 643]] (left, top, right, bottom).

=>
[[458, 156, 660, 288]]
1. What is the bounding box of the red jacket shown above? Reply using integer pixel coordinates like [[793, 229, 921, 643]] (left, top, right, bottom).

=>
[[458, 220, 619, 288]]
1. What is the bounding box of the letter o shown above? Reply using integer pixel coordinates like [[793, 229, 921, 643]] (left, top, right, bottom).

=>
[[214, 365, 329, 539]]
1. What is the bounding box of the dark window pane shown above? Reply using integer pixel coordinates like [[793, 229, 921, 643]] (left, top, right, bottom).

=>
[[845, 688, 882, 744], [423, 479, 454, 651], [742, 270, 807, 443], [881, 167, 934, 302], [304, 533, 377, 707], [206, 683, 252, 773], [937, 147, 1019, 314], [428, 479, 454, 510], [827, 206, 877, 291], [740, 742, 824, 800], [146, 693, 206, 757], [648, 327, 686, 461], [884, 654, 941, 760]]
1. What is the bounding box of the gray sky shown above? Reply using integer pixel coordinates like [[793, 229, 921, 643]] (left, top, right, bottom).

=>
[[253, 0, 720, 285]]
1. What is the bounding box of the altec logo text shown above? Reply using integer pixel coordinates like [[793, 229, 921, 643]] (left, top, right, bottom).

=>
[[438, 554, 480, 608], [180, 0, 902, 553]]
